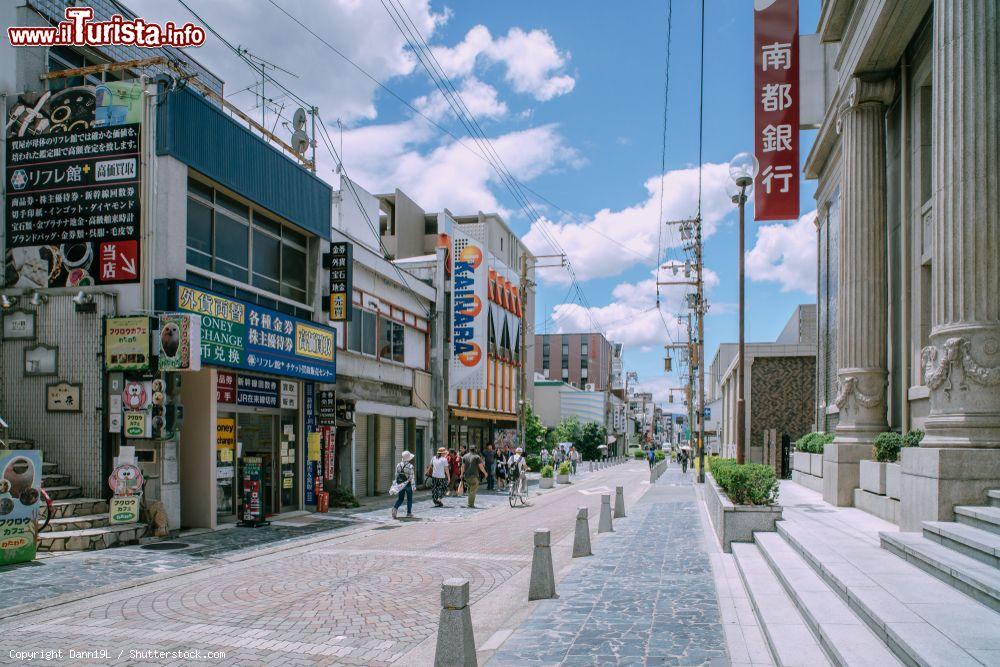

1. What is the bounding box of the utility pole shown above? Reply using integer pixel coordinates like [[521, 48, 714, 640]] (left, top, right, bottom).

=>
[[694, 216, 707, 483], [517, 253, 564, 449]]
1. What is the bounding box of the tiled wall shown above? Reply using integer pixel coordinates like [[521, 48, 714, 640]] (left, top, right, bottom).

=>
[[751, 356, 816, 467]]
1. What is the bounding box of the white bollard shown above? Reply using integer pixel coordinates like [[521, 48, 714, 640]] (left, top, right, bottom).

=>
[[598, 494, 614, 533], [434, 579, 477, 667], [528, 529, 557, 600], [573, 507, 592, 558], [614, 485, 625, 518]]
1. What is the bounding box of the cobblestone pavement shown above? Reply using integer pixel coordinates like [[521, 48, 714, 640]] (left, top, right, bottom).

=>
[[490, 468, 728, 666], [0, 463, 640, 665]]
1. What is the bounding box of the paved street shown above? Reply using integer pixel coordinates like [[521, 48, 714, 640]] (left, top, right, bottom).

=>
[[490, 468, 727, 666], [0, 462, 661, 666]]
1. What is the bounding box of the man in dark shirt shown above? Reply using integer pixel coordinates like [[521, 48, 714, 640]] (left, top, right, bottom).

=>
[[484, 443, 496, 491], [461, 447, 488, 508]]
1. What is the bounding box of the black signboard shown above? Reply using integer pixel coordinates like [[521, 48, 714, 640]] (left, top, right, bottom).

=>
[[236, 375, 279, 408], [5, 83, 144, 288], [328, 242, 353, 321], [317, 389, 337, 427], [238, 455, 268, 528]]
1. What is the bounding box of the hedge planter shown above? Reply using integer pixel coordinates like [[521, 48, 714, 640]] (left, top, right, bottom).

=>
[[539, 477, 555, 489], [792, 451, 810, 474], [860, 460, 887, 495], [704, 471, 782, 553], [885, 463, 901, 500], [556, 473, 571, 484], [809, 452, 824, 478]]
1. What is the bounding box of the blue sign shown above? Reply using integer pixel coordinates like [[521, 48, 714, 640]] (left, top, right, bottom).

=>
[[703, 407, 711, 419], [236, 376, 279, 408], [303, 382, 316, 506], [171, 281, 336, 382]]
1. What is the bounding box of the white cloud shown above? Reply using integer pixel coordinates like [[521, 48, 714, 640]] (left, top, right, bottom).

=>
[[633, 375, 688, 412], [745, 210, 817, 294], [413, 76, 508, 121], [431, 25, 576, 101], [524, 163, 734, 285]]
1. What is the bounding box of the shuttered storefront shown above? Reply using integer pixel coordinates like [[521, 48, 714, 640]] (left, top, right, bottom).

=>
[[355, 415, 369, 498], [376, 416, 394, 494]]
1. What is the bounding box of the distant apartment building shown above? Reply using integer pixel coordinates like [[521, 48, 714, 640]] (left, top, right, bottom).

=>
[[534, 332, 613, 391]]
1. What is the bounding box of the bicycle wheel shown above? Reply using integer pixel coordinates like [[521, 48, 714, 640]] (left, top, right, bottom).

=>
[[519, 478, 528, 506], [509, 483, 517, 508]]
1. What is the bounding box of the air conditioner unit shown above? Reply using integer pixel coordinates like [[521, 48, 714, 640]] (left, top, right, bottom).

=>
[[585, 383, 596, 392]]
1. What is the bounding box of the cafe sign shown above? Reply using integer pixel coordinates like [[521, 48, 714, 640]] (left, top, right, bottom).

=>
[[105, 316, 151, 371], [171, 281, 336, 382]]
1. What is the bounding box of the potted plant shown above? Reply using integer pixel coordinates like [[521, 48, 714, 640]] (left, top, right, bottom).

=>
[[793, 432, 831, 478], [704, 457, 782, 552], [886, 429, 922, 500], [539, 464, 555, 489], [556, 461, 572, 484], [861, 432, 902, 495]]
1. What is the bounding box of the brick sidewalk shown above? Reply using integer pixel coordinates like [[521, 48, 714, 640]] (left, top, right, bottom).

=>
[[489, 468, 728, 666]]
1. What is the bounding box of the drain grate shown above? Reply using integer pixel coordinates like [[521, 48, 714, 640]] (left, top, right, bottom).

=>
[[140, 542, 191, 551]]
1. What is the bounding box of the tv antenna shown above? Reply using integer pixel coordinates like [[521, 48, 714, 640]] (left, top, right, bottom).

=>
[[236, 46, 299, 138]]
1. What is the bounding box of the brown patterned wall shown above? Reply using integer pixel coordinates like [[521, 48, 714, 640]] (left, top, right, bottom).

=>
[[750, 356, 816, 464]]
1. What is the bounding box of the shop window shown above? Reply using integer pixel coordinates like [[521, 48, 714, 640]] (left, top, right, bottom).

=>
[[348, 309, 377, 357], [379, 317, 404, 363], [47, 45, 123, 90]]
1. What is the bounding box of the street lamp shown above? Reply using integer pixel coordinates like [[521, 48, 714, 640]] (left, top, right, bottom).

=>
[[728, 152, 757, 465]]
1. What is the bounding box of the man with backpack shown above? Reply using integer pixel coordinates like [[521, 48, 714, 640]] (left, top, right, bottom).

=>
[[461, 447, 488, 508], [390, 450, 416, 519]]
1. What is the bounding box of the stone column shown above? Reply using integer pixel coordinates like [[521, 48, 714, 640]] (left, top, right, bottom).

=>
[[901, 1, 1000, 530], [824, 76, 896, 507]]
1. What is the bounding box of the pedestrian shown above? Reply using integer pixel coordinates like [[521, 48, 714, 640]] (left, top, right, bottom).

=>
[[484, 443, 496, 491], [447, 449, 461, 495], [390, 450, 416, 519], [495, 451, 508, 491], [680, 449, 689, 474], [540, 447, 550, 469], [428, 447, 450, 507], [569, 446, 579, 474], [647, 448, 656, 470], [461, 446, 488, 508]]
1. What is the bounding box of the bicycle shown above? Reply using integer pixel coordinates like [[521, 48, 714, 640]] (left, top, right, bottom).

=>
[[508, 468, 528, 507]]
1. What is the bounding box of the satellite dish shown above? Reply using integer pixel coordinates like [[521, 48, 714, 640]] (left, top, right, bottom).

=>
[[290, 107, 309, 155], [292, 107, 308, 131]]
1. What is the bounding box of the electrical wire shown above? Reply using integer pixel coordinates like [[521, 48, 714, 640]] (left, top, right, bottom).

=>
[[655, 0, 674, 301]]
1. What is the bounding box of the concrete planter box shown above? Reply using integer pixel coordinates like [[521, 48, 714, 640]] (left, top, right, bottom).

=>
[[860, 460, 887, 495], [556, 473, 571, 484], [809, 452, 824, 478], [539, 477, 554, 489], [885, 463, 901, 500], [792, 451, 810, 474], [704, 472, 782, 553]]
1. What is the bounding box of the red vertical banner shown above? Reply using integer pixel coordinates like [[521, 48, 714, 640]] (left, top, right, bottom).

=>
[[754, 0, 799, 221]]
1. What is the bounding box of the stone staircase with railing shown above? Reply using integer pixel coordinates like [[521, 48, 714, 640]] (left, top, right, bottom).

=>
[[5, 440, 147, 552]]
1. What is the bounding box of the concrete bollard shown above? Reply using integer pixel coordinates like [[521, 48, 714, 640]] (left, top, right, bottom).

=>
[[589, 460, 594, 472], [528, 529, 558, 600], [598, 494, 614, 533], [573, 507, 592, 558], [435, 579, 477, 667], [614, 485, 625, 518]]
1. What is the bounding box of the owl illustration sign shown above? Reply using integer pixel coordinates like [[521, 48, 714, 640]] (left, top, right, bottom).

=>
[[108, 463, 144, 496]]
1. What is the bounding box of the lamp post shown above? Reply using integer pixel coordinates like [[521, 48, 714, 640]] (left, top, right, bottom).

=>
[[728, 153, 757, 465]]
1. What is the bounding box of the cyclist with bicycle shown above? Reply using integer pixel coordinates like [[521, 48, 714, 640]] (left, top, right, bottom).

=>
[[508, 447, 530, 505]]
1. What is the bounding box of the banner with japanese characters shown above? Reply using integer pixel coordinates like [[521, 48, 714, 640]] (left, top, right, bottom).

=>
[[171, 281, 336, 382], [450, 223, 487, 390], [753, 0, 799, 221], [5, 82, 143, 287]]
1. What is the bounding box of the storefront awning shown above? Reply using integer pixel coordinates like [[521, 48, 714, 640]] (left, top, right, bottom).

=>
[[354, 400, 433, 421], [451, 407, 517, 423]]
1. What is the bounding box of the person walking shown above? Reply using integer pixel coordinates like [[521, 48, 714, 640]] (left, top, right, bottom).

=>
[[540, 447, 550, 469], [447, 449, 461, 496], [680, 449, 689, 474], [390, 451, 416, 519], [647, 448, 656, 470], [461, 447, 488, 508], [429, 447, 450, 507], [484, 443, 496, 491], [569, 446, 580, 474]]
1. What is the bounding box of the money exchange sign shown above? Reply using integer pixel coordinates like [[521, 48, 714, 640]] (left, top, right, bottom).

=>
[[328, 241, 353, 321], [5, 82, 143, 287]]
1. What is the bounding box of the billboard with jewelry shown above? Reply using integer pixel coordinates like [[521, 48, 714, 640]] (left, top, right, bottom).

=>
[[5, 82, 143, 288]]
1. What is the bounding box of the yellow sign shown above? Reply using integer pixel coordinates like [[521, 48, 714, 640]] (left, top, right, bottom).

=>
[[109, 496, 140, 524], [177, 285, 245, 323], [217, 418, 236, 450], [307, 432, 321, 462], [105, 316, 152, 371], [329, 293, 348, 321], [295, 323, 335, 361], [123, 411, 149, 438]]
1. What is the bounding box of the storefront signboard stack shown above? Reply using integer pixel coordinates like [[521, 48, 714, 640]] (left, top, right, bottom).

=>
[[0, 450, 43, 566]]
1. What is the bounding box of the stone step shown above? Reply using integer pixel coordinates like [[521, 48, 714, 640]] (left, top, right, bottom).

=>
[[989, 490, 1000, 508], [43, 497, 108, 519], [754, 532, 902, 666], [41, 485, 82, 501], [778, 521, 988, 667], [37, 523, 146, 552], [42, 461, 58, 474], [731, 541, 833, 667], [881, 531, 1000, 613], [923, 520, 1000, 569], [955, 505, 1000, 536], [42, 513, 111, 533], [41, 473, 71, 487]]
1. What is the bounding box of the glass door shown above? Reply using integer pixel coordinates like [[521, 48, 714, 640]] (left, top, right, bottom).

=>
[[278, 412, 298, 512], [238, 413, 277, 517], [216, 412, 237, 523]]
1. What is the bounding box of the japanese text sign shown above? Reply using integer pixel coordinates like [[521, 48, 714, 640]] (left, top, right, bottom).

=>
[[5, 82, 143, 288], [754, 0, 799, 221], [172, 281, 336, 382], [0, 450, 42, 566], [328, 241, 353, 322], [237, 375, 279, 408], [104, 316, 151, 371]]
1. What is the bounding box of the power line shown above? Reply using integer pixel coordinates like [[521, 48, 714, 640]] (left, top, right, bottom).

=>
[[655, 0, 674, 301]]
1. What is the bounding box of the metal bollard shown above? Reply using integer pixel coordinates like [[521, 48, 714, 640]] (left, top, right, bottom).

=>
[[589, 460, 594, 473], [434, 579, 477, 667], [528, 529, 558, 600], [614, 486, 625, 518], [598, 494, 614, 533], [573, 507, 592, 558]]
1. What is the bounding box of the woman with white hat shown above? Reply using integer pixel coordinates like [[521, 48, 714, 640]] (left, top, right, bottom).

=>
[[391, 450, 416, 519]]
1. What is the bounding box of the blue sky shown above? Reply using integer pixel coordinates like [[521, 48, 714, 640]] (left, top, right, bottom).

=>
[[132, 0, 821, 406]]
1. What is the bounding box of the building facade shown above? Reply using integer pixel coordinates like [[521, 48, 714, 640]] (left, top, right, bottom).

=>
[[535, 332, 613, 391], [805, 1, 1000, 528]]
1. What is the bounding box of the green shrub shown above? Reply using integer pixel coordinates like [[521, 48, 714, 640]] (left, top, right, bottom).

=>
[[872, 432, 903, 462], [540, 464, 554, 478], [526, 455, 541, 471], [903, 429, 924, 448], [633, 450, 645, 459], [708, 458, 779, 505], [654, 450, 666, 462], [557, 461, 571, 475], [328, 485, 360, 508], [795, 431, 834, 454]]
